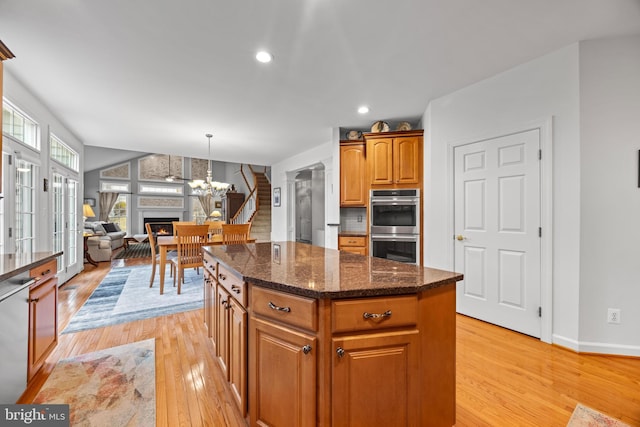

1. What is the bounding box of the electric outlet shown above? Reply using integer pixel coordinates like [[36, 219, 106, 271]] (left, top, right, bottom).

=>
[[357, 215, 363, 222], [607, 308, 621, 324]]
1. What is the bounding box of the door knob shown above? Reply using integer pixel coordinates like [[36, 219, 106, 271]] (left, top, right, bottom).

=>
[[456, 235, 466, 241]]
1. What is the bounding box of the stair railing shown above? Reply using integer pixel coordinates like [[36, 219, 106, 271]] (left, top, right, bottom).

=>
[[230, 165, 258, 224]]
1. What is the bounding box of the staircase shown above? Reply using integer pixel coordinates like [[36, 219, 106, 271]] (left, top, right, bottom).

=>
[[249, 172, 271, 242]]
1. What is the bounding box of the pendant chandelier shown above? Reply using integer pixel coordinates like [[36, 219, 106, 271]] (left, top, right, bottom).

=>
[[188, 133, 231, 196]]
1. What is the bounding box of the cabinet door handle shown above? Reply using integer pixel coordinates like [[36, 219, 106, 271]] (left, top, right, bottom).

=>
[[231, 285, 241, 294], [268, 301, 291, 313], [336, 347, 345, 358], [363, 310, 392, 319], [218, 273, 227, 281], [302, 345, 312, 355], [220, 299, 230, 309], [29, 298, 39, 303]]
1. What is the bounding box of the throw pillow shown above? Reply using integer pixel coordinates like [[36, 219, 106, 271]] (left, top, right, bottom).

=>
[[102, 222, 118, 233]]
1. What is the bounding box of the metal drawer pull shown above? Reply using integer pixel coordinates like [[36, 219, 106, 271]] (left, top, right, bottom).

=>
[[268, 301, 291, 313], [336, 347, 345, 358], [41, 269, 51, 276], [302, 345, 312, 355], [363, 310, 392, 319], [231, 285, 241, 294], [218, 273, 227, 281], [29, 298, 39, 303]]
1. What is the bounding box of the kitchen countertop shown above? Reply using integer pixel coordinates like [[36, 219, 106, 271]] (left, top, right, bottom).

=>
[[203, 241, 462, 299], [0, 251, 62, 301], [0, 252, 62, 281], [338, 231, 367, 237]]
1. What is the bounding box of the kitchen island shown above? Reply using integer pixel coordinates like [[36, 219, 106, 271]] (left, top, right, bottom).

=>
[[203, 242, 462, 427]]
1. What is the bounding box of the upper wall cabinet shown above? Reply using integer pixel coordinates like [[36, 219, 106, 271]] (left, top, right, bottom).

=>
[[340, 143, 367, 207], [364, 130, 423, 188]]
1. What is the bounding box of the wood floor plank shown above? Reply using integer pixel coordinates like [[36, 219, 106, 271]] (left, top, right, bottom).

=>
[[19, 259, 640, 426]]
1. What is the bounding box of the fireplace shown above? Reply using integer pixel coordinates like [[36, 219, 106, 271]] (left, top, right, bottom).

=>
[[144, 217, 179, 235]]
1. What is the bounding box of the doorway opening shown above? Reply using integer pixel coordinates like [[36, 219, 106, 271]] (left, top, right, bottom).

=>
[[293, 164, 325, 245]]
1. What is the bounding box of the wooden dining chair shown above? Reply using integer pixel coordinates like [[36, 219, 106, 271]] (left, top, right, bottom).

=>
[[172, 221, 196, 235], [146, 223, 175, 287], [206, 221, 225, 239], [169, 224, 209, 294], [221, 223, 251, 244]]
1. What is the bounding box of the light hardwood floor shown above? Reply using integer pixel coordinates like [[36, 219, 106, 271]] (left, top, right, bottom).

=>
[[20, 258, 640, 426]]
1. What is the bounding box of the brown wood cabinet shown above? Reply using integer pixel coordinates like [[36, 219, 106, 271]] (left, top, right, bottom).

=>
[[340, 143, 367, 206], [338, 235, 367, 256], [250, 317, 317, 427], [332, 330, 420, 425], [222, 192, 245, 222], [28, 259, 58, 382], [331, 295, 420, 425], [204, 256, 248, 416], [365, 130, 423, 187]]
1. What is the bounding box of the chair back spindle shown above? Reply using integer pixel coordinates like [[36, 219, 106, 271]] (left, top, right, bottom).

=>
[[221, 223, 251, 244]]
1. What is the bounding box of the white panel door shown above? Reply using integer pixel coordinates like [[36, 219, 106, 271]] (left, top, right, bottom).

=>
[[454, 129, 541, 337]]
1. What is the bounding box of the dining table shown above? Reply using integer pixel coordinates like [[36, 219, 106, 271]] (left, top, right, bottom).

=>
[[156, 234, 256, 294]]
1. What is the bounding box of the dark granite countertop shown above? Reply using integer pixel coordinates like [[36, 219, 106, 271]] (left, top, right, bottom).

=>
[[203, 242, 462, 299], [0, 252, 62, 301], [338, 231, 368, 237], [0, 251, 62, 281]]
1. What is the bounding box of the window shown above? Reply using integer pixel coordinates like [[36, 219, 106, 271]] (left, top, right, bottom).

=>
[[50, 134, 79, 171], [100, 181, 130, 193], [139, 183, 183, 195], [15, 159, 37, 253], [192, 197, 207, 223], [2, 100, 39, 149], [109, 194, 129, 233]]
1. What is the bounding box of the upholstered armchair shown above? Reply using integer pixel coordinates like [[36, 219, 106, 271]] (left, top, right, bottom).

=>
[[85, 236, 112, 262]]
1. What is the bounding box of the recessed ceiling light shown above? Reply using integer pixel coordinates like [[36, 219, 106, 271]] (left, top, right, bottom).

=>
[[256, 51, 273, 63], [358, 106, 369, 114]]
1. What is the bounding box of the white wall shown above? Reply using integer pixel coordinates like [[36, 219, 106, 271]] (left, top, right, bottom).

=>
[[578, 35, 640, 354], [4, 69, 86, 282], [270, 134, 339, 246], [423, 44, 582, 346]]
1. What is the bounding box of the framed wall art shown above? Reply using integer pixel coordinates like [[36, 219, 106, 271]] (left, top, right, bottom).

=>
[[273, 187, 281, 207]]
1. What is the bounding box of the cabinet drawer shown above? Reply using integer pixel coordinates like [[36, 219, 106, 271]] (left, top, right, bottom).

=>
[[30, 259, 57, 285], [340, 246, 366, 256], [203, 253, 216, 275], [338, 236, 366, 247], [217, 263, 247, 307], [251, 286, 317, 332], [332, 295, 418, 333]]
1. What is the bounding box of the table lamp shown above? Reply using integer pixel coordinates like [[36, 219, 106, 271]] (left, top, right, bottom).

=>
[[83, 204, 96, 221], [210, 210, 222, 220]]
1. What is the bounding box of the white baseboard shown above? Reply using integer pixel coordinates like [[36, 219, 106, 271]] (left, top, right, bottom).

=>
[[553, 334, 640, 357]]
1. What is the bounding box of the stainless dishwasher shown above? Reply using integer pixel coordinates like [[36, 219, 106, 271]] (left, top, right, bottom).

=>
[[0, 271, 35, 404]]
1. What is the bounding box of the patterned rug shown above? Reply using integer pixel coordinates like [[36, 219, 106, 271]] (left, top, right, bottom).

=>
[[33, 339, 155, 426], [115, 242, 152, 259], [567, 403, 630, 426], [63, 264, 204, 334]]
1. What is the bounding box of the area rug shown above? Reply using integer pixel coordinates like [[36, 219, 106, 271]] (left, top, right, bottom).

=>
[[33, 339, 155, 426], [63, 264, 204, 334], [567, 403, 630, 426], [115, 242, 152, 259]]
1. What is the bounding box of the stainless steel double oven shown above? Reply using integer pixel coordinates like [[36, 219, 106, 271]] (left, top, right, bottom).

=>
[[370, 189, 420, 265]]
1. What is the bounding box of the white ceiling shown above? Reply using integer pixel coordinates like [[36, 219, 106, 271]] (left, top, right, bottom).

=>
[[1, 0, 639, 167]]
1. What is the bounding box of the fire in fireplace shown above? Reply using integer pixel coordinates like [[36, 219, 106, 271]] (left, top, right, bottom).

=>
[[144, 217, 179, 235]]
